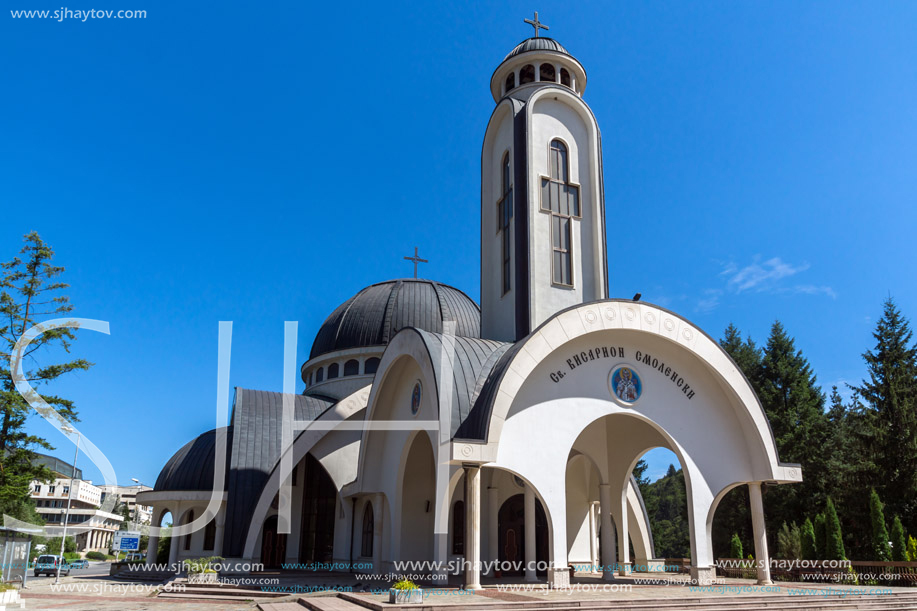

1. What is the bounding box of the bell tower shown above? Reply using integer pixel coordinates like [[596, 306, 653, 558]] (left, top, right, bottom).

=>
[[480, 18, 609, 342]]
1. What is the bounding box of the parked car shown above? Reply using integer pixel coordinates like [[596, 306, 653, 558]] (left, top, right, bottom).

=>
[[69, 559, 89, 569], [33, 554, 69, 577]]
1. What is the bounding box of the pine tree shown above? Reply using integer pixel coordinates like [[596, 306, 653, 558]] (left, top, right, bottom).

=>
[[0, 233, 90, 520], [825, 498, 846, 560], [814, 512, 827, 560], [758, 322, 830, 534], [801, 517, 817, 560], [853, 299, 917, 532], [777, 522, 801, 559], [890, 516, 907, 562], [729, 533, 743, 559], [869, 489, 891, 561]]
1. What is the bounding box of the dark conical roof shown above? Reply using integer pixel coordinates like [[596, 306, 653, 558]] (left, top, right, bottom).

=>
[[504, 37, 571, 60], [154, 427, 232, 492], [309, 279, 481, 359]]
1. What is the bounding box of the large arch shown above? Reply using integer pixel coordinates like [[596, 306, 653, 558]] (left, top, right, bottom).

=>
[[452, 301, 801, 585]]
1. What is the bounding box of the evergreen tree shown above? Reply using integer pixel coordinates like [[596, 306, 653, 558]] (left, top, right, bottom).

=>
[[852, 299, 917, 531], [0, 233, 89, 520], [758, 322, 830, 535], [777, 522, 801, 559], [814, 513, 827, 560], [801, 517, 817, 560], [907, 535, 917, 562], [869, 489, 891, 561], [890, 516, 907, 562], [825, 498, 846, 560], [729, 533, 743, 559]]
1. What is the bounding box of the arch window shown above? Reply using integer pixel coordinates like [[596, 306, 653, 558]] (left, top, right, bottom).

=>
[[315, 367, 324, 383], [519, 64, 535, 85], [497, 152, 513, 295], [328, 363, 339, 379], [541, 139, 580, 287], [204, 518, 216, 551], [344, 359, 360, 376], [364, 357, 380, 375], [540, 63, 556, 83], [361, 502, 374, 557], [183, 510, 194, 550], [504, 72, 515, 94], [560, 68, 571, 87], [452, 500, 465, 554]]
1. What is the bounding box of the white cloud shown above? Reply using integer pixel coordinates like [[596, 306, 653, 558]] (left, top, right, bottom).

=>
[[721, 257, 809, 293], [695, 256, 836, 312]]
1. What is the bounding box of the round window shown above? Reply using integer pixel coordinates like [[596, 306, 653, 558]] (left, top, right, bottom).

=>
[[410, 382, 422, 416]]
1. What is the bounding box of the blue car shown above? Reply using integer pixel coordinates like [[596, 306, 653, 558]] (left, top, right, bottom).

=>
[[70, 559, 89, 569]]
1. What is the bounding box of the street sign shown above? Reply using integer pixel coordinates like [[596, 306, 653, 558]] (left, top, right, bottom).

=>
[[113, 531, 141, 551]]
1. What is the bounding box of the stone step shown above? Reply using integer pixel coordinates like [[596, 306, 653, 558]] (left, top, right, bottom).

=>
[[336, 592, 917, 611], [175, 585, 288, 598], [158, 591, 261, 601], [259, 603, 309, 611], [300, 595, 369, 611]]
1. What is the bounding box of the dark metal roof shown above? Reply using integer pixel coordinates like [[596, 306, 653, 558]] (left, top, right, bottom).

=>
[[309, 279, 481, 359], [411, 330, 511, 437], [154, 427, 233, 491], [504, 37, 571, 60], [221, 388, 335, 558]]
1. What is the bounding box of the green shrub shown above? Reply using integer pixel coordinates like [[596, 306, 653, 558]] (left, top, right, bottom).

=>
[[85, 551, 107, 561], [825, 498, 846, 561], [729, 533, 743, 559], [185, 556, 223, 574], [814, 513, 826, 560], [0, 583, 14, 593], [391, 578, 418, 590], [869, 489, 891, 561], [908, 535, 917, 562]]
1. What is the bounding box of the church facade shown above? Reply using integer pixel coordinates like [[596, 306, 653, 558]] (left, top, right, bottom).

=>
[[138, 27, 801, 588]]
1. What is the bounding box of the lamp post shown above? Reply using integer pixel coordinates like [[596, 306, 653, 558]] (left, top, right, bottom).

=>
[[55, 426, 81, 585]]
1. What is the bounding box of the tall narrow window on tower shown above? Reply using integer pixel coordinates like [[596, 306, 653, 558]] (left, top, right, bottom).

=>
[[497, 152, 513, 294], [541, 140, 580, 286]]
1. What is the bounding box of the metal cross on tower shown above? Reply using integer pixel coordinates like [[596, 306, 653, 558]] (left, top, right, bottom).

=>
[[524, 11, 549, 38], [403, 247, 428, 279]]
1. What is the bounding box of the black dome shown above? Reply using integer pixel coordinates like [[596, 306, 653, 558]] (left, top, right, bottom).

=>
[[504, 37, 571, 60], [310, 279, 481, 359], [154, 427, 232, 492]]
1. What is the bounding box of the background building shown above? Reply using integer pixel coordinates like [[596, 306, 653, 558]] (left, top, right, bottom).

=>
[[99, 484, 154, 525], [30, 453, 124, 552]]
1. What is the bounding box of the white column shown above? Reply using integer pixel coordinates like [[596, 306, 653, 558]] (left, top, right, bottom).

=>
[[617, 490, 630, 576], [524, 484, 536, 582], [599, 484, 615, 581], [168, 502, 181, 569], [463, 465, 482, 590], [588, 502, 598, 571], [372, 494, 383, 575], [554, 63, 561, 83], [214, 510, 225, 556], [146, 529, 160, 566], [749, 483, 772, 585], [487, 486, 499, 576]]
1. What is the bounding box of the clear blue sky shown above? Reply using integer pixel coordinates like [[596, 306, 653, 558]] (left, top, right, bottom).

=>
[[2, 1, 915, 486]]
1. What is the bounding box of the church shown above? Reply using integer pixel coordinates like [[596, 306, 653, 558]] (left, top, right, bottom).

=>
[[138, 19, 801, 588]]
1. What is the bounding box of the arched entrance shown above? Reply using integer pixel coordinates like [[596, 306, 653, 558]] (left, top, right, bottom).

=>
[[498, 493, 548, 576], [399, 433, 435, 561], [299, 454, 337, 563], [261, 515, 287, 569]]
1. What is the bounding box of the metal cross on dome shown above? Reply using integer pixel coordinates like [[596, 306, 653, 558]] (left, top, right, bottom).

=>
[[524, 11, 549, 37], [403, 247, 428, 278]]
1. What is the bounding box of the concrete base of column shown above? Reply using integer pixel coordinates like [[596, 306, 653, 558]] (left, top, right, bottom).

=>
[[690, 566, 716, 585], [548, 567, 570, 589], [617, 562, 632, 577]]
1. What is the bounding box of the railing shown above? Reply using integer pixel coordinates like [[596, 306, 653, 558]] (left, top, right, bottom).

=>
[[716, 558, 917, 587]]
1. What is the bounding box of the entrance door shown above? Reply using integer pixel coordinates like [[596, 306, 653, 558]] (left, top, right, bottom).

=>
[[299, 454, 337, 563], [261, 515, 287, 569], [498, 493, 548, 576]]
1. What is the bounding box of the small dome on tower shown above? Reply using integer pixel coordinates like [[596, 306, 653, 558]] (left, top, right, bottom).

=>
[[504, 37, 572, 60]]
